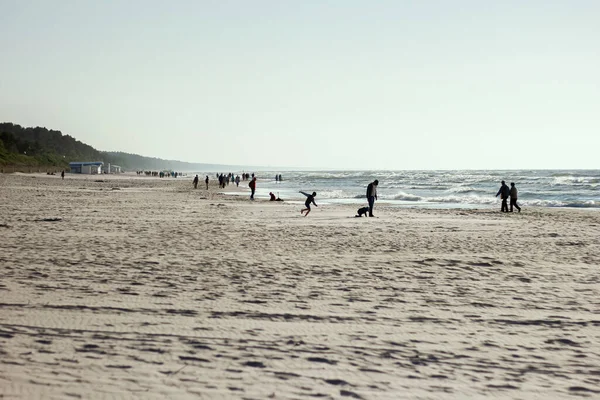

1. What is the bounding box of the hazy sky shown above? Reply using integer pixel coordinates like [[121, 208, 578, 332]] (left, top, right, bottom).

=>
[[1, 1, 598, 170]]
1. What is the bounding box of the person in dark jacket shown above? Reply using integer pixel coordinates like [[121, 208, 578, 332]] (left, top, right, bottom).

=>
[[193, 175, 199, 189], [510, 182, 521, 212], [249, 177, 256, 200], [496, 180, 510, 212], [366, 180, 379, 217]]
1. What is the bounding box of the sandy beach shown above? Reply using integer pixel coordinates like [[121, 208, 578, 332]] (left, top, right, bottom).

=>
[[1, 172, 599, 399]]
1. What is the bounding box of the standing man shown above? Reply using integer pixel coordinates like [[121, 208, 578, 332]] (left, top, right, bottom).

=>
[[366, 179, 379, 217], [496, 180, 510, 212], [61, 170, 65, 180], [249, 177, 257, 200], [193, 175, 199, 189], [510, 182, 521, 212], [205, 175, 209, 190]]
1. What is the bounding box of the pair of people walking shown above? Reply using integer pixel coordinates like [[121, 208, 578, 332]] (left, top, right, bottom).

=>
[[496, 181, 521, 212]]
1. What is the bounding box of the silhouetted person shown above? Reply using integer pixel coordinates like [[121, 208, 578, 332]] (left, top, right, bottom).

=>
[[193, 175, 199, 189], [249, 177, 256, 200], [61, 170, 64, 180], [366, 180, 379, 217], [510, 182, 521, 212], [300, 191, 317, 216], [269, 192, 276, 201], [496, 180, 510, 212], [205, 175, 209, 190]]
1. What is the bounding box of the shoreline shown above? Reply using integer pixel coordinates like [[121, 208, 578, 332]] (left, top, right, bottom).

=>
[[3, 170, 599, 211], [3, 171, 600, 213]]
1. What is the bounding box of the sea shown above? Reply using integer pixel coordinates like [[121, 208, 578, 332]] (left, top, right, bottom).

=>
[[212, 170, 599, 209]]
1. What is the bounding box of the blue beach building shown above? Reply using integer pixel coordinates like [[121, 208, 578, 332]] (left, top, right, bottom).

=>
[[69, 161, 104, 174]]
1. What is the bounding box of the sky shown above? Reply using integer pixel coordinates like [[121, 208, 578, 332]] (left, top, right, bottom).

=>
[[1, 0, 599, 170]]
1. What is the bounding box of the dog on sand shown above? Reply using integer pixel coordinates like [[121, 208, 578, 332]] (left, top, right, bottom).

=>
[[355, 206, 370, 217]]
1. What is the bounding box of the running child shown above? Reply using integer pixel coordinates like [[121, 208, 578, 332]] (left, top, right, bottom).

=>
[[300, 191, 317, 216]]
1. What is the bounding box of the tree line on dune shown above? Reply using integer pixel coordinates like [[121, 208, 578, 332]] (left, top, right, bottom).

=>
[[0, 122, 214, 172]]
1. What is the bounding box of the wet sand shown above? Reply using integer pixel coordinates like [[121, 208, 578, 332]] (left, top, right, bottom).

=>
[[1, 173, 599, 399]]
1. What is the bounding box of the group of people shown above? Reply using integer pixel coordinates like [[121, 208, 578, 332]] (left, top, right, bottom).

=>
[[192, 174, 521, 216], [192, 175, 210, 190], [299, 180, 379, 218], [297, 179, 521, 217], [191, 172, 256, 192], [215, 173, 243, 188], [137, 170, 182, 178], [496, 181, 521, 212]]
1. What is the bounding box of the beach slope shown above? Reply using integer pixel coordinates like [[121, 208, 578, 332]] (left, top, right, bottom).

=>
[[1, 173, 599, 399]]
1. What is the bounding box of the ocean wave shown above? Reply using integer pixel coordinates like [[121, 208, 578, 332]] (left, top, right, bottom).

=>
[[523, 199, 599, 208], [425, 195, 496, 205], [405, 185, 449, 190], [446, 186, 483, 194], [312, 189, 347, 199], [379, 192, 423, 201]]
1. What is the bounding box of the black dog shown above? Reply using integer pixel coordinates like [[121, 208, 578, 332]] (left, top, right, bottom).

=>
[[356, 206, 370, 217]]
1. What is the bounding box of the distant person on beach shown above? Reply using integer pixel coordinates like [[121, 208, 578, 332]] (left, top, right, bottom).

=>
[[249, 177, 256, 200], [269, 192, 276, 201], [366, 180, 379, 217], [300, 191, 317, 216], [205, 176, 209, 190], [496, 180, 510, 212], [61, 170, 64, 180], [510, 182, 521, 212], [193, 175, 199, 189], [235, 175, 240, 187]]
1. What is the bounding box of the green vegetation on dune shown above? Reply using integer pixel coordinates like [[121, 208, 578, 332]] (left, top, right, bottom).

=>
[[0, 123, 97, 168], [0, 129, 69, 168], [0, 123, 232, 172]]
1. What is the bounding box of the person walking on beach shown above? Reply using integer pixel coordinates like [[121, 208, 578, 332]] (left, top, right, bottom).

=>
[[300, 191, 317, 216], [366, 180, 379, 217], [193, 175, 199, 189], [205, 175, 209, 190], [61, 170, 64, 180], [496, 180, 510, 212], [249, 177, 256, 200], [510, 182, 521, 212]]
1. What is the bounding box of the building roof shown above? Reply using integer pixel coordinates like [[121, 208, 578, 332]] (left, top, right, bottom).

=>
[[69, 161, 104, 166]]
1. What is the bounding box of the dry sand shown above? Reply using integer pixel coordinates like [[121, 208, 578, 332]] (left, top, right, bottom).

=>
[[0, 172, 599, 399]]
